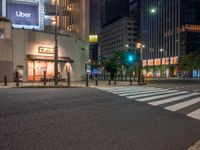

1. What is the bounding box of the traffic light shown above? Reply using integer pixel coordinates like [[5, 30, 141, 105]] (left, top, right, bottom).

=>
[[128, 55, 134, 63]]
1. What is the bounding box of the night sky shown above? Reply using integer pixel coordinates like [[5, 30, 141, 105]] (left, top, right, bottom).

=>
[[90, 0, 100, 34]]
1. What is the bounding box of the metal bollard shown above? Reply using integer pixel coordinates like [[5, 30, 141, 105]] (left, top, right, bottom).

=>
[[114, 78, 116, 85], [4, 76, 7, 86], [44, 71, 46, 86], [108, 76, 111, 85], [86, 74, 89, 87], [67, 72, 71, 87], [15, 71, 19, 87], [95, 78, 98, 86]]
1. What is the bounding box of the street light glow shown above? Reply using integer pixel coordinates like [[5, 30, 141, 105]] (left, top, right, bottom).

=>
[[136, 43, 145, 49], [150, 8, 156, 13]]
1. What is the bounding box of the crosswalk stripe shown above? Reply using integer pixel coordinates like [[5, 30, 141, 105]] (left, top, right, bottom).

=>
[[119, 89, 170, 96], [149, 93, 199, 106], [187, 108, 200, 120], [136, 91, 188, 102], [113, 88, 164, 94], [113, 89, 152, 94], [165, 97, 200, 111], [106, 87, 160, 92], [126, 90, 178, 99]]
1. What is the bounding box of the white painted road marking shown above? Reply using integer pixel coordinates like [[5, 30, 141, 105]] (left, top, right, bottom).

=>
[[165, 97, 200, 111], [187, 108, 200, 120], [149, 93, 199, 106]]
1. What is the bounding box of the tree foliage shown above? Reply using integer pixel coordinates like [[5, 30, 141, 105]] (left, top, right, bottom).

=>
[[178, 52, 200, 77]]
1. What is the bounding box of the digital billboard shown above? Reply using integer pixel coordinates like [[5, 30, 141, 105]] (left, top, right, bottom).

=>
[[7, 2, 39, 26]]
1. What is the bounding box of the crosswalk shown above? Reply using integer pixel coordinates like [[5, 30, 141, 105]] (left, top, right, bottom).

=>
[[96, 86, 200, 121]]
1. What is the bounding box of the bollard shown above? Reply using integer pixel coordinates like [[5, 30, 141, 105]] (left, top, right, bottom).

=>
[[15, 71, 19, 87], [67, 72, 71, 87], [114, 77, 117, 85], [4, 76, 7, 86], [86, 74, 89, 87], [95, 78, 98, 86], [108, 76, 111, 85], [44, 71, 46, 86]]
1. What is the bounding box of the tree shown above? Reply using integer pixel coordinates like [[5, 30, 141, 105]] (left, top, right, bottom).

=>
[[178, 52, 200, 77], [153, 66, 159, 77], [146, 66, 151, 76], [160, 66, 166, 77], [105, 58, 118, 79]]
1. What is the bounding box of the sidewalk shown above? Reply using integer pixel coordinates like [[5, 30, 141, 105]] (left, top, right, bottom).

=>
[[0, 80, 141, 88], [0, 82, 16, 88]]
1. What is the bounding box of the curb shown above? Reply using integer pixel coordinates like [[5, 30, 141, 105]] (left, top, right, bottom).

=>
[[188, 140, 200, 150]]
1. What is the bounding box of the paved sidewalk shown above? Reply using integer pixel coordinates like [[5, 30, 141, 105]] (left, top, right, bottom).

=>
[[0, 83, 16, 88], [0, 81, 140, 88]]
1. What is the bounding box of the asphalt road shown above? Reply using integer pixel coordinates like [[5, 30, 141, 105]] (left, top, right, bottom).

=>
[[0, 88, 200, 150]]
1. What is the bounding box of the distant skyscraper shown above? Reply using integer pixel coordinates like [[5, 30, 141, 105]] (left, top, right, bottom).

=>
[[100, 0, 139, 58], [140, 0, 200, 77], [100, 0, 129, 27]]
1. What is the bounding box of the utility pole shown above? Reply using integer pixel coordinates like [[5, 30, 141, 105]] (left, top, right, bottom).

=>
[[54, 0, 58, 85]]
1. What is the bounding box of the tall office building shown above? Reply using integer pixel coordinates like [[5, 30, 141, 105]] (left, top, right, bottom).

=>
[[100, 0, 138, 58], [100, 0, 129, 27], [141, 0, 200, 76], [100, 17, 138, 58]]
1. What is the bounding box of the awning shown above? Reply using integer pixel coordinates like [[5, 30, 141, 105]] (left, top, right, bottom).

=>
[[26, 55, 74, 63]]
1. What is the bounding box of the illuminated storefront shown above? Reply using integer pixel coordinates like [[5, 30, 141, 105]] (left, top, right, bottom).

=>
[[9, 28, 89, 82], [27, 55, 73, 81], [142, 57, 178, 77]]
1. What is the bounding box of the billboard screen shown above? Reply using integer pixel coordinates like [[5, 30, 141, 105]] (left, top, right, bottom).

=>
[[7, 2, 39, 26]]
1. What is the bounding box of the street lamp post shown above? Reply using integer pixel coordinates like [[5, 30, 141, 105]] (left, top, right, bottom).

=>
[[139, 8, 156, 81], [137, 43, 145, 84], [54, 0, 58, 85]]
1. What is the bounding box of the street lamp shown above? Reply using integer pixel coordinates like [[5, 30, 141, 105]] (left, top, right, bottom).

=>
[[137, 43, 145, 84], [54, 0, 58, 85], [150, 8, 156, 13], [140, 7, 156, 78]]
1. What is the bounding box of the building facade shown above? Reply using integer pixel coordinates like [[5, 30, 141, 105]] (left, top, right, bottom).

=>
[[140, 0, 200, 77], [0, 18, 13, 81], [100, 17, 138, 58], [0, 0, 89, 82], [0, 0, 89, 41], [100, 0, 129, 27], [89, 35, 99, 62]]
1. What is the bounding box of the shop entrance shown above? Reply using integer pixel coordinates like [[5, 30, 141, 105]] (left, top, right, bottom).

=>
[[27, 55, 74, 81], [28, 61, 55, 81]]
